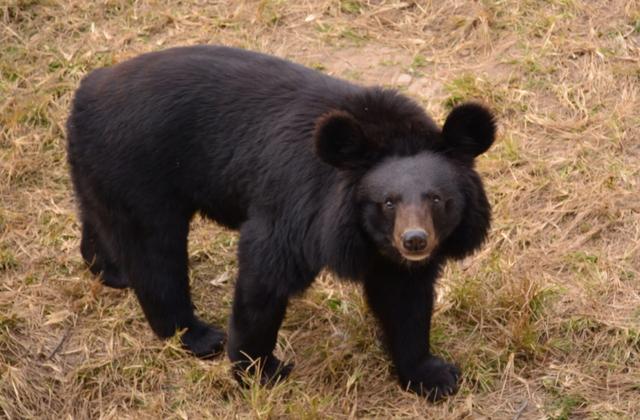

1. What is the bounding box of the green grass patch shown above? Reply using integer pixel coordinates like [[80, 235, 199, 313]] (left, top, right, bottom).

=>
[[340, 0, 362, 14], [0, 247, 18, 271], [257, 0, 288, 26], [548, 394, 586, 420]]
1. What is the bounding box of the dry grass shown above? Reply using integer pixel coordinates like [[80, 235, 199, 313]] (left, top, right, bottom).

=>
[[1, 0, 639, 418]]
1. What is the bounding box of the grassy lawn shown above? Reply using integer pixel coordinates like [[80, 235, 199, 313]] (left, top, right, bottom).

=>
[[1, 0, 639, 418]]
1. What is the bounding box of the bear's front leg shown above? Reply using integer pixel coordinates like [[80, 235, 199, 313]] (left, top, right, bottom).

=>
[[227, 282, 293, 386], [227, 219, 310, 386], [363, 263, 460, 401]]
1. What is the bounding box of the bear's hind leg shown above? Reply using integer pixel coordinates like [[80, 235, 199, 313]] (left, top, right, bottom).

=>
[[119, 214, 225, 358], [79, 209, 129, 289]]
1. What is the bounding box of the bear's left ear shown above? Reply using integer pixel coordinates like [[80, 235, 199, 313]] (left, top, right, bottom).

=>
[[314, 110, 379, 170], [441, 103, 496, 161]]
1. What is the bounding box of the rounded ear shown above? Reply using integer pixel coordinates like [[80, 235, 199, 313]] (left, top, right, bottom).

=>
[[314, 110, 373, 170], [441, 103, 496, 160]]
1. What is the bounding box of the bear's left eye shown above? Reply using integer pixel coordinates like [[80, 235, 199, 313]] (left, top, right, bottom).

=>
[[422, 192, 442, 203], [383, 198, 395, 209]]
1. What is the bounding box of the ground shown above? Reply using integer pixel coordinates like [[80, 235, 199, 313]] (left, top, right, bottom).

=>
[[1, 0, 639, 418]]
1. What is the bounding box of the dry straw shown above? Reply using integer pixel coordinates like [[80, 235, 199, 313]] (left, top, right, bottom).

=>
[[1, 0, 639, 418]]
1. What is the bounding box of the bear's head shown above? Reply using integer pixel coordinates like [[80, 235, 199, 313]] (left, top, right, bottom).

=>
[[315, 99, 495, 266]]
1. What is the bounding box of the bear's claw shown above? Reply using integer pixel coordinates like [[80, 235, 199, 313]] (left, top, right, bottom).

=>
[[232, 354, 294, 387], [181, 320, 226, 359], [402, 356, 461, 402]]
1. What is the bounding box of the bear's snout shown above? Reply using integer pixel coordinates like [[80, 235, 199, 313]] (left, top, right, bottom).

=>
[[401, 229, 428, 252], [392, 204, 439, 261]]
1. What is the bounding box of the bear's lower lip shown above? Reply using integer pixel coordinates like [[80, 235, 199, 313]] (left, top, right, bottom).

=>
[[401, 252, 431, 262]]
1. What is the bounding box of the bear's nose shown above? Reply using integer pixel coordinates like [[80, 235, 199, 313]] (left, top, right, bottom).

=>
[[401, 229, 428, 252]]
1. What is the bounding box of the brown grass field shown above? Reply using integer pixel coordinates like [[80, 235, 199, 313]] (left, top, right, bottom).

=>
[[1, 0, 639, 418]]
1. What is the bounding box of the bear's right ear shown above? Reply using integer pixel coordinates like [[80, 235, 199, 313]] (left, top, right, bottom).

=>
[[314, 110, 376, 170]]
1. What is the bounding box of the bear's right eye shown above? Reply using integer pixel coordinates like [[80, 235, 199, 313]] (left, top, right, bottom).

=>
[[383, 198, 395, 209]]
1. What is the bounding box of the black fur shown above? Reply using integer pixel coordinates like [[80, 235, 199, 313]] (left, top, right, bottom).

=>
[[67, 45, 494, 400]]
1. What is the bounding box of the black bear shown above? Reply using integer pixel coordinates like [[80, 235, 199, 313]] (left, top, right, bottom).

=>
[[67, 45, 494, 401]]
